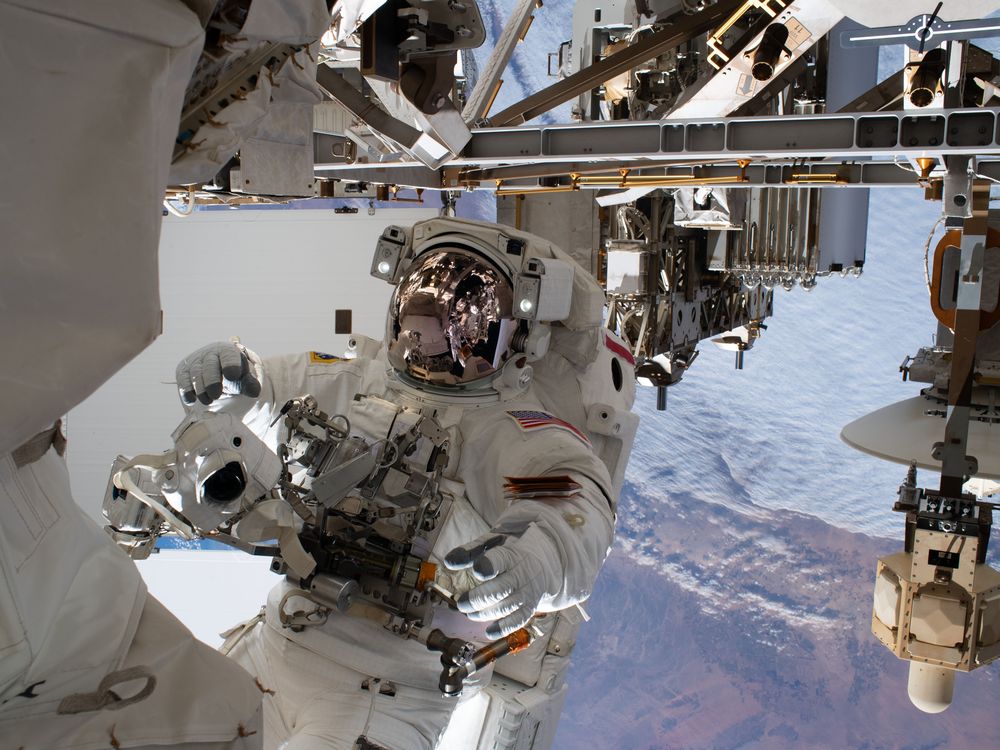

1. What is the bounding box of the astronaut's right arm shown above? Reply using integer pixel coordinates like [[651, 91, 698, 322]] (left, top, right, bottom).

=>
[[174, 341, 365, 447]]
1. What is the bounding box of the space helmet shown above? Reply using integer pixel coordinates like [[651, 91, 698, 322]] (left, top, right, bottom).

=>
[[385, 244, 518, 388]]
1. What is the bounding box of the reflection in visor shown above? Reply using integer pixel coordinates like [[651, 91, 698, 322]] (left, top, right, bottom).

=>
[[387, 248, 517, 386]]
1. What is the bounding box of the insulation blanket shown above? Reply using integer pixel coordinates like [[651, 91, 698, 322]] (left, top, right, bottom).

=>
[[0, 0, 203, 455]]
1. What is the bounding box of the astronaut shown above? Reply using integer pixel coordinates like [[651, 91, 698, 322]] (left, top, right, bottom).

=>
[[173, 217, 638, 750]]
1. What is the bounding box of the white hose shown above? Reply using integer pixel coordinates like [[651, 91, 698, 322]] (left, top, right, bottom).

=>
[[893, 155, 917, 175], [113, 469, 197, 540], [973, 172, 1000, 186]]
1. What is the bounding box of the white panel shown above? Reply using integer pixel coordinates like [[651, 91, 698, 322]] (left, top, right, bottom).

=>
[[66, 208, 436, 523], [135, 550, 276, 646]]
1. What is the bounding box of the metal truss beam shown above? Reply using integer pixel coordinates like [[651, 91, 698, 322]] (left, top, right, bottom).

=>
[[319, 106, 1000, 167], [314, 107, 1000, 189], [467, 107, 1000, 164], [462, 0, 538, 124], [484, 0, 745, 127]]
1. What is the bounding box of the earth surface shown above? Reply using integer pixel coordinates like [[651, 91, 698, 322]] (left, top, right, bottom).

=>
[[461, 3, 1000, 746]]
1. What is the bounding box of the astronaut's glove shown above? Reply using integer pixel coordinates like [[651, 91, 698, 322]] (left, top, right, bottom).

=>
[[444, 524, 560, 639], [176, 342, 261, 406]]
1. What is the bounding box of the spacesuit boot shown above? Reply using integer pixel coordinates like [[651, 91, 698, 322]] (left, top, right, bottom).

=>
[[168, 218, 639, 750]]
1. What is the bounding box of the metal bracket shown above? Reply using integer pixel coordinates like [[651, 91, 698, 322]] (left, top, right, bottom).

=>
[[942, 155, 974, 219], [842, 13, 1000, 51], [706, 0, 789, 70]]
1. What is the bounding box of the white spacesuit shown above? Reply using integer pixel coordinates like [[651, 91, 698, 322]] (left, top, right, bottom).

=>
[[0, 2, 267, 748], [173, 218, 638, 750]]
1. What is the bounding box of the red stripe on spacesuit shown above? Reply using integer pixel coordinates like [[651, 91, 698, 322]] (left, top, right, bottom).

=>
[[604, 334, 635, 365]]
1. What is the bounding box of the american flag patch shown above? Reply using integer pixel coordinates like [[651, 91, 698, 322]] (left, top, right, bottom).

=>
[[506, 410, 590, 446]]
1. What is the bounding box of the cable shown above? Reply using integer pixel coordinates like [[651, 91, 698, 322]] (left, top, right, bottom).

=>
[[923, 216, 944, 297], [893, 155, 917, 175], [626, 24, 655, 43], [920, 167, 997, 293]]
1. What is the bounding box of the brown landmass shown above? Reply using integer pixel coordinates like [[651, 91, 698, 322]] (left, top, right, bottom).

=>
[[555, 483, 1000, 750]]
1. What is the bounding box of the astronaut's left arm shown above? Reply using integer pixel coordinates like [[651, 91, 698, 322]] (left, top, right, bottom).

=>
[[445, 421, 616, 638], [498, 461, 615, 610]]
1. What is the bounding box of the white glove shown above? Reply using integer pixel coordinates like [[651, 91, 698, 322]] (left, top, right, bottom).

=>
[[444, 524, 561, 639], [175, 342, 261, 406]]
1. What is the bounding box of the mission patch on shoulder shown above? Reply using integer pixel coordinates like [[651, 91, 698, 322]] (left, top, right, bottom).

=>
[[309, 351, 341, 364], [506, 410, 591, 446]]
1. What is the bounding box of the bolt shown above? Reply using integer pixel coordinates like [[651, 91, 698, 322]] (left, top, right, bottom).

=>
[[430, 93, 447, 111]]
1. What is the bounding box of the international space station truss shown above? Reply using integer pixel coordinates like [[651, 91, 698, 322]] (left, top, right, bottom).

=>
[[167, 0, 1000, 406]]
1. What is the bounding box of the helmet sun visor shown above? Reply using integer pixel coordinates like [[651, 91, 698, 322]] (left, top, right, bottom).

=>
[[387, 248, 517, 386]]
